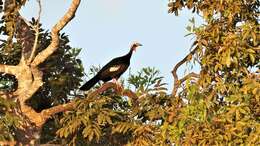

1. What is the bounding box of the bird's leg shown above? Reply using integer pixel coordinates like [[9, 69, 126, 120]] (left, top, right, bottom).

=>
[[112, 78, 121, 87], [112, 78, 122, 91], [112, 78, 117, 83]]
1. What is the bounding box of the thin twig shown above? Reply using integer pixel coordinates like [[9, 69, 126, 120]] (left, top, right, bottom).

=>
[[179, 72, 199, 84], [28, 0, 42, 63]]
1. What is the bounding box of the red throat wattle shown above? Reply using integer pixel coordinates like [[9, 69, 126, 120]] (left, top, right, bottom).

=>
[[133, 47, 137, 52]]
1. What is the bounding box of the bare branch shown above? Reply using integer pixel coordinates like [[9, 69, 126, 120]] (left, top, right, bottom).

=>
[[28, 0, 42, 63], [41, 82, 138, 121], [31, 0, 81, 66], [41, 101, 76, 120], [36, 0, 42, 22], [179, 72, 199, 84], [0, 141, 16, 146], [254, 46, 260, 50], [0, 64, 18, 75], [171, 46, 199, 96]]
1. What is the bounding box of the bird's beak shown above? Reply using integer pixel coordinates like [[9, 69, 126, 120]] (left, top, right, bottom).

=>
[[133, 43, 142, 52], [137, 43, 143, 46]]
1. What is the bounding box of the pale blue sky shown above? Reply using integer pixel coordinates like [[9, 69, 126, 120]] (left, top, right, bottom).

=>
[[21, 0, 201, 90]]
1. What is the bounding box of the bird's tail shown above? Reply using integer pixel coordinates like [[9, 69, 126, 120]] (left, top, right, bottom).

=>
[[80, 76, 99, 91]]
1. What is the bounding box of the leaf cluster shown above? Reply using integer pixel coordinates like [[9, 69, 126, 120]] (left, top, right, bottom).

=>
[[56, 67, 171, 146], [0, 97, 20, 141], [166, 0, 260, 145]]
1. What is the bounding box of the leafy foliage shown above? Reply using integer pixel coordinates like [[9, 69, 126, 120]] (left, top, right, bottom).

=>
[[0, 97, 20, 141], [57, 67, 169, 145], [128, 67, 167, 93], [0, 0, 259, 145], [2, 0, 27, 47], [166, 0, 260, 145]]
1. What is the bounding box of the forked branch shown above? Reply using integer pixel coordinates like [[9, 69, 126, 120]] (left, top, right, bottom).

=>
[[31, 0, 81, 66], [171, 46, 199, 96]]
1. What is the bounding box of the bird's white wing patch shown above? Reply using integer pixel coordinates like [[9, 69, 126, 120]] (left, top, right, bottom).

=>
[[109, 66, 121, 72]]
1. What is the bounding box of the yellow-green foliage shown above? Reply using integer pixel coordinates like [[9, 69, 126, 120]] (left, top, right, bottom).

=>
[[57, 67, 170, 146], [167, 0, 260, 145], [1, 0, 259, 145], [57, 1, 259, 145]]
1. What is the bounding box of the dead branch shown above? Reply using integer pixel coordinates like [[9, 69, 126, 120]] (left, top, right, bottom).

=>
[[171, 46, 199, 96], [31, 0, 81, 66]]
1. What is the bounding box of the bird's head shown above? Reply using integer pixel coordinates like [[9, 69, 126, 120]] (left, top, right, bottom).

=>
[[130, 42, 142, 52]]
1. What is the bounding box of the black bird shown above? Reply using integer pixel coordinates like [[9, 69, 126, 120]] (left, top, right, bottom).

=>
[[80, 42, 142, 91]]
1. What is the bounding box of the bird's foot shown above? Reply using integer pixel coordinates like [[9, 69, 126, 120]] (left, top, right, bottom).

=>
[[112, 78, 123, 92]]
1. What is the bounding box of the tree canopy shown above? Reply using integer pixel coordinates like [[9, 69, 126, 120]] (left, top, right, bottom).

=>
[[0, 0, 259, 145]]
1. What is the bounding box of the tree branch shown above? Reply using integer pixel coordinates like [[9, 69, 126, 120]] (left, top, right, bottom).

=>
[[171, 46, 199, 96], [41, 101, 76, 120], [28, 0, 42, 63], [0, 141, 16, 146], [0, 64, 18, 75], [41, 82, 138, 122], [0, 0, 81, 130], [31, 0, 81, 66], [179, 72, 199, 84]]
